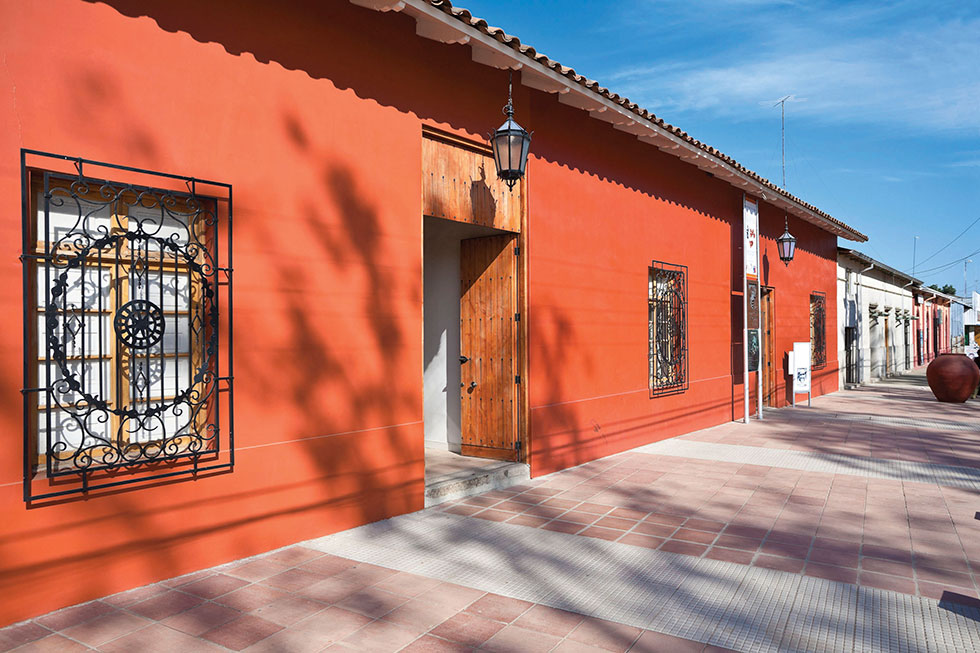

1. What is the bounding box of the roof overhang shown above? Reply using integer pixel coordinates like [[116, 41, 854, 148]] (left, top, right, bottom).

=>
[[837, 248, 921, 286], [351, 0, 868, 242]]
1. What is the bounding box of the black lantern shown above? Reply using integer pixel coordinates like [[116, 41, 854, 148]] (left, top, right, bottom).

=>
[[777, 215, 796, 265], [490, 72, 532, 191]]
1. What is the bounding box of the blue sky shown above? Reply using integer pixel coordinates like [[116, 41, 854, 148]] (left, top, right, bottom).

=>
[[460, 0, 980, 292]]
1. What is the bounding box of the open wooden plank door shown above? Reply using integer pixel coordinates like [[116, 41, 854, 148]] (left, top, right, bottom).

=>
[[460, 234, 518, 461], [762, 287, 777, 406]]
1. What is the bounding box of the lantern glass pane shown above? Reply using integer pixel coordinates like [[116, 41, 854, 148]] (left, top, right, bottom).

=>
[[509, 132, 524, 170], [491, 134, 505, 173], [520, 133, 532, 173]]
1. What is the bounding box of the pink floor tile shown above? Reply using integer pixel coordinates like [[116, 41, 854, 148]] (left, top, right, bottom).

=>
[[859, 572, 917, 595], [464, 594, 533, 623], [338, 618, 424, 651], [541, 521, 585, 534], [201, 614, 283, 651], [162, 601, 242, 636], [430, 612, 506, 647], [581, 527, 624, 541], [619, 534, 666, 550], [34, 601, 114, 632], [512, 604, 585, 637], [217, 584, 291, 612], [805, 563, 858, 584], [754, 555, 805, 574], [660, 540, 708, 556], [60, 610, 151, 647], [250, 596, 327, 626], [128, 590, 204, 621], [181, 574, 251, 599], [705, 547, 755, 565]]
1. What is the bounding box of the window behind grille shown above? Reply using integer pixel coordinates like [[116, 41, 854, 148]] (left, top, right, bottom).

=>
[[21, 150, 233, 502], [649, 261, 688, 397], [809, 291, 827, 369]]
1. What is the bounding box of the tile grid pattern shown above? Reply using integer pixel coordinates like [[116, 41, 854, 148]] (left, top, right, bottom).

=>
[[307, 511, 980, 653], [0, 545, 728, 653], [438, 454, 980, 600], [635, 439, 980, 490]]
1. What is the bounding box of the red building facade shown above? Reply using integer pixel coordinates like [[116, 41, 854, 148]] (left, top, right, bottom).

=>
[[0, 0, 865, 625], [913, 291, 951, 365]]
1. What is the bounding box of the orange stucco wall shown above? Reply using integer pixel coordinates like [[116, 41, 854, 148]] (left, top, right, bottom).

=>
[[0, 0, 839, 625]]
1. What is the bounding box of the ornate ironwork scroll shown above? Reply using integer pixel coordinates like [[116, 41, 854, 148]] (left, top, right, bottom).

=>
[[810, 291, 827, 369], [649, 261, 689, 397], [21, 150, 233, 502]]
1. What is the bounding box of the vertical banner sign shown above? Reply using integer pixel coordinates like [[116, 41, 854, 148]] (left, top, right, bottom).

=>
[[744, 199, 759, 278]]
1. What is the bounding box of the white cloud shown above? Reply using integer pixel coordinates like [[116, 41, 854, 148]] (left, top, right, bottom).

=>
[[608, 9, 980, 133]]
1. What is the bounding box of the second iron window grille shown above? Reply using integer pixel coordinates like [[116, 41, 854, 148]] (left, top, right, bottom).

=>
[[649, 261, 689, 397]]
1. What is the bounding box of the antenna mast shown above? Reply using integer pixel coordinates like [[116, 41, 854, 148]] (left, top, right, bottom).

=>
[[774, 95, 791, 188]]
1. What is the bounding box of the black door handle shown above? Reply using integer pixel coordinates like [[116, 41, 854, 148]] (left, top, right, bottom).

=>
[[460, 355, 470, 364], [469, 381, 477, 389]]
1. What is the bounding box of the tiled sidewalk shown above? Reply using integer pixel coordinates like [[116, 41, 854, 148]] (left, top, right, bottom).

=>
[[682, 373, 980, 469], [4, 368, 980, 652], [0, 546, 726, 652], [440, 458, 978, 599]]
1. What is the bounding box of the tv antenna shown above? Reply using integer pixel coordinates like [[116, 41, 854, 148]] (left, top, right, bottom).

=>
[[774, 95, 792, 189]]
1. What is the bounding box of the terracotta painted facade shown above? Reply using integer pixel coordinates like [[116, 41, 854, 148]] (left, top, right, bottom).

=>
[[0, 0, 856, 625], [913, 291, 951, 365]]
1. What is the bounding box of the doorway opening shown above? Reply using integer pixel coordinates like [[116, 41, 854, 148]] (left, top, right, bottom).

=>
[[422, 216, 527, 505], [844, 326, 859, 385], [760, 287, 778, 407], [884, 316, 891, 377]]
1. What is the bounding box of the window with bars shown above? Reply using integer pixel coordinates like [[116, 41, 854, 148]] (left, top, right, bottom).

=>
[[809, 291, 827, 369], [21, 151, 233, 501], [649, 261, 688, 397]]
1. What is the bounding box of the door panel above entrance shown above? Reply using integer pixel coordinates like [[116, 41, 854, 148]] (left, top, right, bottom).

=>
[[422, 130, 522, 233], [459, 234, 518, 461]]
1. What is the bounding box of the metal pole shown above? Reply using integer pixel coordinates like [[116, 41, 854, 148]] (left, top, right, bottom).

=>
[[912, 235, 918, 277], [757, 255, 763, 420], [743, 195, 750, 424]]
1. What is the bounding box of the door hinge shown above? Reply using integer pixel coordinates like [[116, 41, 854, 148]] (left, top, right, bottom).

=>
[[514, 246, 520, 256], [514, 312, 520, 322], [515, 440, 522, 450], [515, 375, 521, 384]]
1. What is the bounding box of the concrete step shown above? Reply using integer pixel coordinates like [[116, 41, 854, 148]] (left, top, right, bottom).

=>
[[424, 460, 530, 507]]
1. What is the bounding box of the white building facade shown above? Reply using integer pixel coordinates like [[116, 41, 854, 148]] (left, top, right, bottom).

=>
[[837, 249, 917, 387]]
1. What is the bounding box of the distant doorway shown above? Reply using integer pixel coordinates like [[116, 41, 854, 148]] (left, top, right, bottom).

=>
[[844, 326, 858, 385], [884, 316, 891, 376], [761, 287, 777, 406]]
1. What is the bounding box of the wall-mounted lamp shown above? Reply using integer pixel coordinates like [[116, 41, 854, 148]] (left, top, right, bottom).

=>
[[776, 215, 796, 265], [490, 71, 532, 191]]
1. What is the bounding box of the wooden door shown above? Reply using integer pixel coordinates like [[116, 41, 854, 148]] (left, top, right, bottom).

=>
[[460, 234, 519, 461], [761, 288, 777, 406]]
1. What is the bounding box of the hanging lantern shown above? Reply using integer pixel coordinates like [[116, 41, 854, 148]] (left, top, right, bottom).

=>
[[777, 215, 796, 265], [490, 72, 532, 191]]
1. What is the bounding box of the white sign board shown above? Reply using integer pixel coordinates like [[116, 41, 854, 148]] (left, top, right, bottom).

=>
[[792, 341, 811, 394], [743, 197, 759, 278]]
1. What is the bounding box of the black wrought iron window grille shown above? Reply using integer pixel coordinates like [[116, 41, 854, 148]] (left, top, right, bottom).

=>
[[809, 291, 827, 370], [21, 150, 233, 502], [649, 261, 688, 397]]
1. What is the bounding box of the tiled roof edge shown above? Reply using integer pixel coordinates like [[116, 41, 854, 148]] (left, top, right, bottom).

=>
[[425, 0, 868, 242]]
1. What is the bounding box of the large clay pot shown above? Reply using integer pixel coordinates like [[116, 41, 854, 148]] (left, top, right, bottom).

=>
[[926, 353, 980, 403]]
